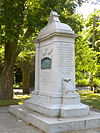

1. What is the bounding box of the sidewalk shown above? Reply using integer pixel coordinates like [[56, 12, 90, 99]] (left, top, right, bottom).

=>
[[0, 107, 43, 133], [0, 106, 100, 133]]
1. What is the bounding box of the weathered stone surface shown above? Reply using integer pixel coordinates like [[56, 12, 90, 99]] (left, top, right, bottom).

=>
[[9, 105, 100, 133], [0, 107, 100, 133]]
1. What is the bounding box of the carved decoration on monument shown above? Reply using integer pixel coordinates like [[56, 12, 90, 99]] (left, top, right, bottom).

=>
[[48, 49, 53, 55], [62, 78, 75, 94], [41, 48, 53, 57], [41, 48, 48, 56], [41, 57, 52, 69], [48, 11, 60, 24]]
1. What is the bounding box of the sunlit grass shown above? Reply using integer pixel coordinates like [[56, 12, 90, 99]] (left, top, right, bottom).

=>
[[0, 94, 31, 106], [78, 91, 100, 110], [0, 91, 100, 110]]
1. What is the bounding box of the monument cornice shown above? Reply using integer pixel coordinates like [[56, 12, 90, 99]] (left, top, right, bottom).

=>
[[33, 32, 77, 43]]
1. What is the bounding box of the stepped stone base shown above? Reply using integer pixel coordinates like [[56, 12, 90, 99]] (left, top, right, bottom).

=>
[[24, 93, 89, 118], [9, 105, 100, 133]]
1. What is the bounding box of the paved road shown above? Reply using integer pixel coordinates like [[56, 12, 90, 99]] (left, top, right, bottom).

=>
[[0, 106, 100, 133]]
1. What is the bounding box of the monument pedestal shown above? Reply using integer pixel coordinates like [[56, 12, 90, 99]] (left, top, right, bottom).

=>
[[24, 93, 89, 118], [9, 11, 100, 133]]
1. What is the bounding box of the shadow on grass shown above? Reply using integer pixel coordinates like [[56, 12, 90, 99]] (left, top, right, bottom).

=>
[[79, 91, 100, 110], [0, 94, 31, 106]]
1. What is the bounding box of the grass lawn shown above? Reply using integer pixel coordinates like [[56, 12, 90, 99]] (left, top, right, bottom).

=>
[[0, 94, 31, 106], [0, 91, 100, 110], [79, 91, 100, 110]]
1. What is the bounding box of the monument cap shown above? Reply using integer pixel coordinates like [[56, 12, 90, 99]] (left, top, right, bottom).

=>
[[37, 11, 75, 40]]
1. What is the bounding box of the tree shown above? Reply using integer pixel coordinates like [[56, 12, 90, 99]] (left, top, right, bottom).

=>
[[84, 10, 100, 89], [85, 10, 100, 61], [75, 10, 100, 89], [17, 42, 35, 94], [75, 35, 97, 87], [0, 0, 26, 99], [0, 0, 85, 99]]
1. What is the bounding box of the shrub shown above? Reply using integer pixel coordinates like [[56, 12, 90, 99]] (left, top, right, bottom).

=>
[[76, 79, 89, 87]]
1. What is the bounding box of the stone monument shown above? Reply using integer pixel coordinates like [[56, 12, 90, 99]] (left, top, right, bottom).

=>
[[9, 11, 100, 133]]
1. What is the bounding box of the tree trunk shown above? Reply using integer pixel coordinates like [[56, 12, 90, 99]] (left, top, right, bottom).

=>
[[0, 70, 13, 99], [22, 70, 30, 94], [0, 42, 17, 99], [89, 75, 93, 91]]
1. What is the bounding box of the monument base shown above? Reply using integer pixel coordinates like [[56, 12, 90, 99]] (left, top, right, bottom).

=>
[[24, 93, 89, 117], [9, 105, 100, 133]]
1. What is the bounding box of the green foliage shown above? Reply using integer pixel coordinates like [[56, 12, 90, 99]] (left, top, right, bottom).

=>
[[0, 0, 85, 53], [13, 83, 23, 89], [0, 46, 4, 72], [17, 42, 35, 71], [75, 36, 97, 84], [16, 41, 36, 92], [93, 78, 100, 93], [76, 79, 89, 86], [61, 11, 84, 33], [0, 0, 26, 45], [75, 10, 100, 87], [84, 10, 100, 61], [0, 0, 83, 54]]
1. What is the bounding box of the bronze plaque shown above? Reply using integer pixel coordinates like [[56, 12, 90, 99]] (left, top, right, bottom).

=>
[[41, 57, 52, 69]]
